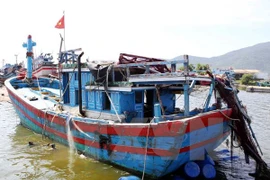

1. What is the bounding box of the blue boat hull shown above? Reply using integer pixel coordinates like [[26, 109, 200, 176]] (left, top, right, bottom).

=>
[[6, 77, 231, 178]]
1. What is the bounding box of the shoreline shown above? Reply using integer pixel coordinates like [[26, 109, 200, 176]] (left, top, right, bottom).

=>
[[0, 85, 11, 102], [235, 84, 247, 90]]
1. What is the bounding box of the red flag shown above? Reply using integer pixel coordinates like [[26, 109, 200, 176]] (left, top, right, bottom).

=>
[[55, 15, 65, 29]]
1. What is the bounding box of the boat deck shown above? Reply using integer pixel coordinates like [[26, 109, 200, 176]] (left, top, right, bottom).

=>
[[16, 87, 60, 110], [15, 86, 125, 122]]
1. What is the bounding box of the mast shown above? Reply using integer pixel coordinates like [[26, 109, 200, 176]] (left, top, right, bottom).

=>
[[22, 35, 36, 80], [183, 54, 190, 116], [14, 54, 18, 65], [58, 34, 64, 100]]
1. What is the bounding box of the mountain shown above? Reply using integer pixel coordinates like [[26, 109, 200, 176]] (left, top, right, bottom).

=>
[[172, 42, 270, 73]]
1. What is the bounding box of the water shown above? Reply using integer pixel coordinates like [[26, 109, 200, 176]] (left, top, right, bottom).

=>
[[0, 102, 128, 180], [0, 90, 270, 180]]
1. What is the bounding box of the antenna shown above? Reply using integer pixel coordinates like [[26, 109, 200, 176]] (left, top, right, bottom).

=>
[[14, 54, 19, 65]]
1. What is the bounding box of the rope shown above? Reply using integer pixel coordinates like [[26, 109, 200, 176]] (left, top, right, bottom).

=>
[[104, 65, 122, 122], [36, 76, 51, 109], [42, 111, 48, 139], [142, 123, 151, 180], [155, 85, 165, 116], [71, 119, 96, 145], [219, 110, 240, 121], [61, 64, 78, 98]]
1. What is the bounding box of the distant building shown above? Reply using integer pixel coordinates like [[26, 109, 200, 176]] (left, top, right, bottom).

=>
[[233, 69, 260, 80], [212, 68, 234, 78]]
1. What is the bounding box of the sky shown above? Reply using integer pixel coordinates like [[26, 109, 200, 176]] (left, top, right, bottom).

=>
[[1, 0, 270, 65]]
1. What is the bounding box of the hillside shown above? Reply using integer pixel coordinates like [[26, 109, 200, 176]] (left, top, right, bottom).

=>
[[172, 42, 270, 73]]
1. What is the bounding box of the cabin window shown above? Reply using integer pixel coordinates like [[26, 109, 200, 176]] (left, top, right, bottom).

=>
[[135, 91, 143, 103], [103, 92, 111, 110]]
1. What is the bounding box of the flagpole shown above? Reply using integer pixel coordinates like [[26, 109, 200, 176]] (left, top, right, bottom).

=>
[[55, 12, 65, 102], [59, 10, 65, 102]]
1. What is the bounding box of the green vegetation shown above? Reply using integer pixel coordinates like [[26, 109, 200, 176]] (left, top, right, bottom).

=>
[[196, 63, 209, 71], [240, 74, 256, 85], [178, 64, 195, 71], [178, 63, 210, 74], [196, 63, 210, 75]]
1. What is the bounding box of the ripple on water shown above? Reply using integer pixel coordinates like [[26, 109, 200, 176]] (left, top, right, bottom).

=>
[[0, 90, 270, 179]]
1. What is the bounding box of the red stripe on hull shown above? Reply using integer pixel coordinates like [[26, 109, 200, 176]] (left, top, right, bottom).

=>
[[7, 87, 232, 139], [9, 89, 230, 157]]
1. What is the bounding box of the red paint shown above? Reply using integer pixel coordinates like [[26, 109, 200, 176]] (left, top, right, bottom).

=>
[[8, 87, 232, 138], [7, 85, 231, 159]]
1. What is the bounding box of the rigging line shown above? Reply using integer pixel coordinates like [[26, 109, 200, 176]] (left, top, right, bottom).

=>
[[36, 76, 50, 109], [155, 85, 165, 116], [198, 87, 211, 112], [71, 119, 96, 143], [164, 93, 182, 113], [219, 110, 240, 121], [61, 64, 77, 98], [104, 65, 121, 122], [116, 67, 128, 81], [36, 76, 60, 137]]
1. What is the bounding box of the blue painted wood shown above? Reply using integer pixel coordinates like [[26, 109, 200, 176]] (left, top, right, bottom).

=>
[[11, 93, 229, 152], [154, 104, 161, 123], [6, 48, 232, 179], [110, 92, 121, 114], [69, 88, 76, 106], [96, 91, 104, 110], [203, 80, 214, 112], [159, 89, 175, 114], [82, 89, 88, 108], [184, 84, 189, 116], [10, 91, 230, 178], [22, 35, 36, 79], [88, 91, 96, 109], [134, 104, 144, 119]]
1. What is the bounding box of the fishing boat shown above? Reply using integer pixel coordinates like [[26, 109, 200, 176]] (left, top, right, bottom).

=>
[[17, 52, 58, 78], [6, 35, 269, 179], [0, 63, 23, 84]]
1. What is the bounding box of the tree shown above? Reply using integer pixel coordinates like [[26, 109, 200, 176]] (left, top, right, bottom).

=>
[[196, 63, 209, 71], [196, 63, 210, 75], [178, 64, 195, 71], [240, 74, 254, 85]]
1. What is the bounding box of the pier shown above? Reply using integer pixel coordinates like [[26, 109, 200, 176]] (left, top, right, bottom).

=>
[[246, 86, 270, 93]]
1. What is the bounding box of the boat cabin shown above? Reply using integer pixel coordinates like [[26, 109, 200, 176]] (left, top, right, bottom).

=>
[[60, 53, 216, 123]]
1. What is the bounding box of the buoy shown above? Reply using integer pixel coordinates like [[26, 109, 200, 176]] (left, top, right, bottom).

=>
[[205, 153, 215, 166], [201, 164, 216, 179], [195, 153, 216, 179], [118, 175, 141, 180], [183, 161, 200, 178]]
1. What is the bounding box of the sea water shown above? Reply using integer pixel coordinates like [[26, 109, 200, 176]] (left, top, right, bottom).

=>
[[0, 90, 270, 180]]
